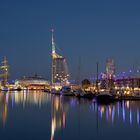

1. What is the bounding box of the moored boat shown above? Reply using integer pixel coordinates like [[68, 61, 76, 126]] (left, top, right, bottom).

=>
[[51, 88, 61, 95], [74, 89, 95, 99], [80, 90, 95, 99], [60, 86, 74, 96], [44, 88, 51, 93], [96, 91, 113, 103]]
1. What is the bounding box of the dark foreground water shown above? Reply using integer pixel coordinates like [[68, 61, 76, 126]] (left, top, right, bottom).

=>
[[0, 91, 140, 140]]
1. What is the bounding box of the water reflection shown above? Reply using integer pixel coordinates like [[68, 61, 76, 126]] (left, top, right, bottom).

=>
[[51, 96, 65, 140], [0, 91, 51, 126], [0, 93, 7, 126], [91, 100, 140, 126], [0, 91, 140, 140], [50, 95, 76, 140]]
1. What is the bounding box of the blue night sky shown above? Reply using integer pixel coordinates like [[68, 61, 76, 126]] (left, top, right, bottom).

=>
[[0, 0, 140, 80]]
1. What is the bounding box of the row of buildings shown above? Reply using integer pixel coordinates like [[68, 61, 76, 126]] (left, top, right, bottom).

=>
[[0, 30, 70, 90], [1, 30, 140, 91], [96, 59, 140, 93]]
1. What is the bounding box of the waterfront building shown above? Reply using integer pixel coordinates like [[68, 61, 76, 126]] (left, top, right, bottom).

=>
[[115, 77, 140, 89], [15, 75, 50, 90], [51, 30, 69, 86]]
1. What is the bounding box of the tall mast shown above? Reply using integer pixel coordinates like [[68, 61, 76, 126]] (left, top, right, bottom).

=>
[[1, 56, 9, 87], [51, 29, 55, 54], [96, 62, 99, 93], [77, 57, 81, 85]]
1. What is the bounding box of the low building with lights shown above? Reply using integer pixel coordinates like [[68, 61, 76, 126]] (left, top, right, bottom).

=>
[[15, 75, 50, 90], [115, 77, 140, 89]]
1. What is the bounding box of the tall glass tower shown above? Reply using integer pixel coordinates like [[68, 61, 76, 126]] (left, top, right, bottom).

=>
[[51, 30, 69, 86]]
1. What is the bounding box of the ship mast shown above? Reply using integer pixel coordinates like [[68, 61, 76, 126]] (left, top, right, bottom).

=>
[[96, 62, 99, 93], [1, 57, 9, 87]]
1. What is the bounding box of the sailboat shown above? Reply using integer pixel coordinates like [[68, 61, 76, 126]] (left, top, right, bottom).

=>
[[95, 62, 113, 103]]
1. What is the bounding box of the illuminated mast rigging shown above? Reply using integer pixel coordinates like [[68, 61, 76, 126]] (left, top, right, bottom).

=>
[[0, 57, 9, 87]]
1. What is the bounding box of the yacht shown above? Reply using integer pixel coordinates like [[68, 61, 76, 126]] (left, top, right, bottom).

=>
[[74, 89, 95, 99], [96, 90, 113, 102], [51, 88, 61, 95], [60, 86, 74, 96]]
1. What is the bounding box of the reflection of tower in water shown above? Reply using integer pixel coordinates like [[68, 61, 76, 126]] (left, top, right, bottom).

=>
[[50, 96, 67, 140]]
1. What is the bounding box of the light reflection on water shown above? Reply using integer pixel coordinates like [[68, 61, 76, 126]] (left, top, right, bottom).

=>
[[91, 101, 140, 126], [0, 91, 140, 140]]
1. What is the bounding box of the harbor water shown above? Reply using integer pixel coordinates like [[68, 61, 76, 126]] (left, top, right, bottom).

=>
[[0, 91, 140, 140]]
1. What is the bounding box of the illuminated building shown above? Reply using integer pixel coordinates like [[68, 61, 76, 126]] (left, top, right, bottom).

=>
[[15, 75, 50, 90], [51, 29, 69, 86], [115, 77, 140, 89]]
